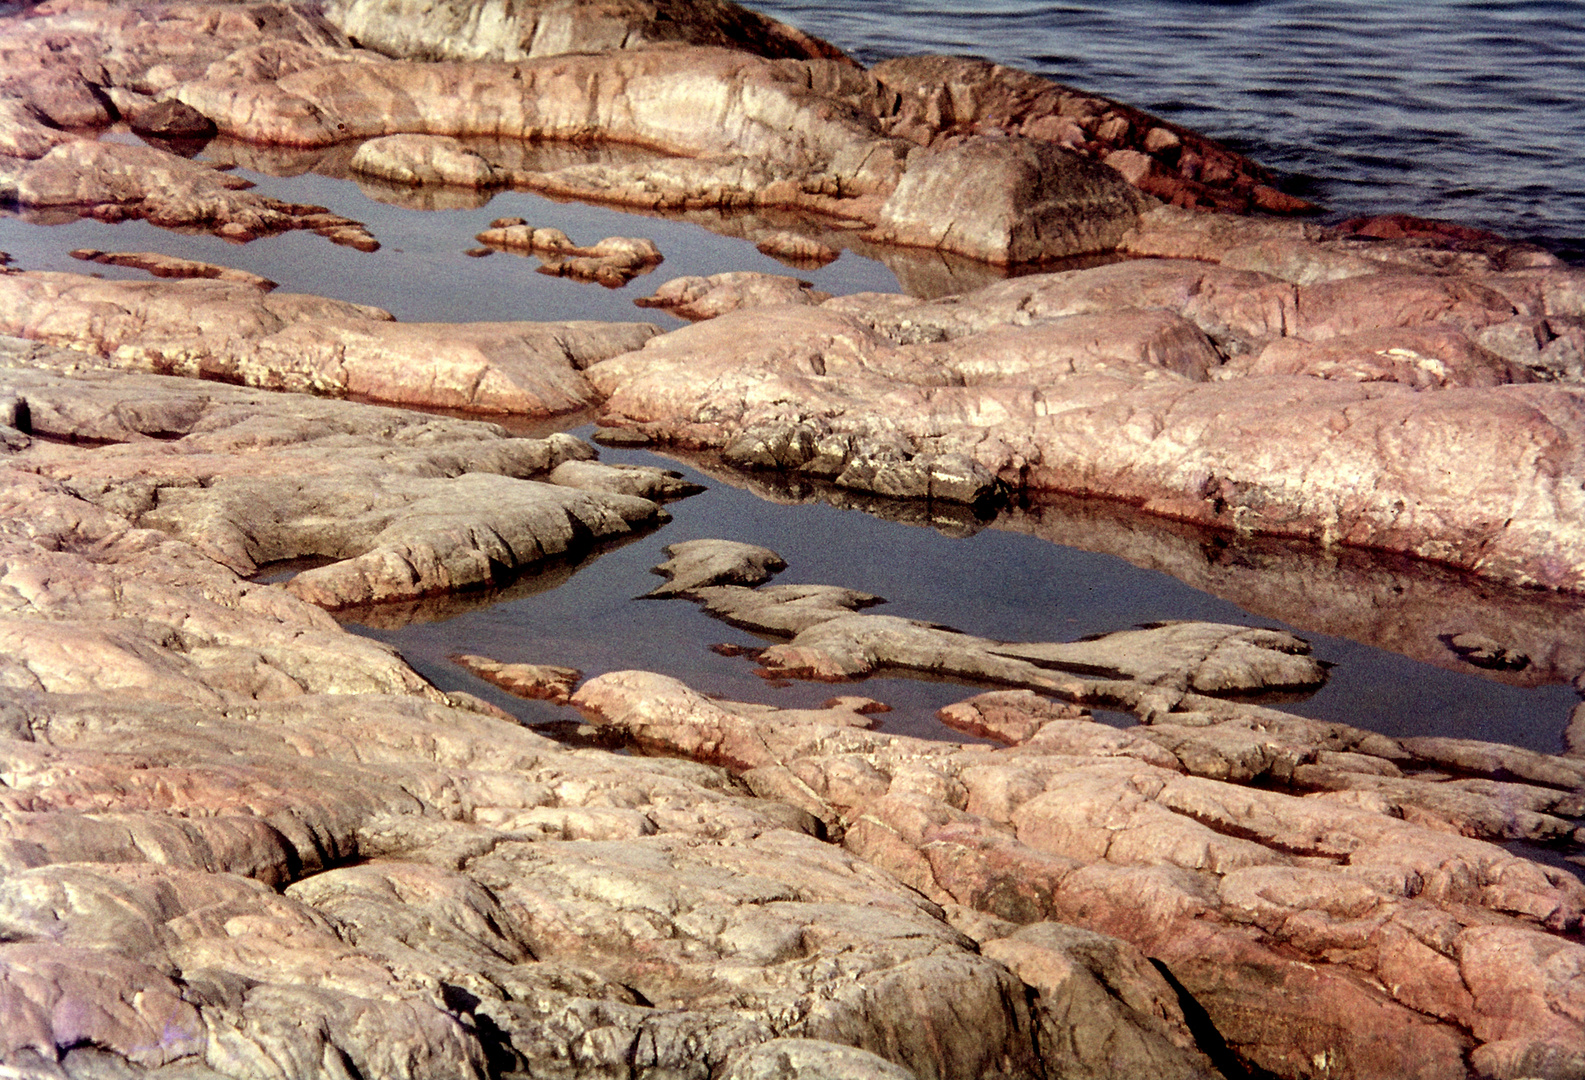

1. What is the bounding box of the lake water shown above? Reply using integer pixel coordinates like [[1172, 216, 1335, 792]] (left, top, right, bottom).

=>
[[751, 0, 1585, 262], [2, 2, 1583, 752]]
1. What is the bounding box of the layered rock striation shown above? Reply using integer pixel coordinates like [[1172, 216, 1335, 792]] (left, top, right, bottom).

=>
[[0, 269, 655, 414], [574, 660, 1585, 1080]]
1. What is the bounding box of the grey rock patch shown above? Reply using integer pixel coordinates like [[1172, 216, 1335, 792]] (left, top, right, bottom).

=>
[[646, 539, 789, 598]]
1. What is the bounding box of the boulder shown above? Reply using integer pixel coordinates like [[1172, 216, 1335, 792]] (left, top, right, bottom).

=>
[[870, 137, 1150, 264], [981, 922, 1220, 1080], [870, 55, 1314, 215], [320, 0, 852, 64], [126, 97, 217, 139], [350, 132, 502, 186]]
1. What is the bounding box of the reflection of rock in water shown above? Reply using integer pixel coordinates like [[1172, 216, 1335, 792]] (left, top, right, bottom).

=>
[[660, 449, 997, 539], [200, 136, 362, 178], [355, 173, 497, 211], [997, 493, 1585, 690], [845, 232, 1133, 299], [1, 206, 89, 228]]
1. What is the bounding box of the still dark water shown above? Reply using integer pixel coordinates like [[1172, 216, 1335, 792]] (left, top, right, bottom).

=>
[[751, 0, 1585, 260]]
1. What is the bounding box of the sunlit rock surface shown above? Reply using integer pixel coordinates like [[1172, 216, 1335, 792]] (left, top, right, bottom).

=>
[[0, 346, 1043, 1080], [586, 255, 1585, 590], [1, 1, 1583, 1077], [574, 668, 1585, 1080], [0, 269, 657, 414]]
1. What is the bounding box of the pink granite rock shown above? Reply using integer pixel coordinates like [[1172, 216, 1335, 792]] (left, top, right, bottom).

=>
[[0, 269, 656, 414], [0, 347, 1057, 1080], [584, 259, 1585, 590], [573, 668, 1585, 1080]]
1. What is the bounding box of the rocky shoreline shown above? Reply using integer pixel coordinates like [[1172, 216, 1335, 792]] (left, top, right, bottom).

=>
[[1, 1, 1583, 1078]]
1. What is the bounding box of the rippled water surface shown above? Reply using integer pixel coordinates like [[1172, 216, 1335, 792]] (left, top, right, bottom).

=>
[[752, 0, 1585, 258]]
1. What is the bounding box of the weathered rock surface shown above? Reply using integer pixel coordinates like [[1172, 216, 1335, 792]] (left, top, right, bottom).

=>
[[320, 0, 852, 64], [127, 96, 218, 140], [544, 458, 704, 500], [755, 231, 840, 265], [635, 271, 832, 321], [645, 539, 788, 598], [0, 269, 657, 415], [585, 256, 1585, 590], [0, 345, 1075, 1080], [350, 131, 503, 187], [0, 140, 379, 249], [981, 921, 1221, 1080], [0, 354, 671, 609], [869, 136, 1151, 263], [574, 669, 1585, 1080], [870, 56, 1313, 216]]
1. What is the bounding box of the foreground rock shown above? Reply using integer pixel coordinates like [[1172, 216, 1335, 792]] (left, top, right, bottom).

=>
[[0, 269, 656, 415], [574, 668, 1585, 1080], [585, 254, 1585, 590], [0, 341, 1278, 1080]]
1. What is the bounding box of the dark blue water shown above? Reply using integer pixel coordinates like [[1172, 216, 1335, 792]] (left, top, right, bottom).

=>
[[750, 0, 1585, 260]]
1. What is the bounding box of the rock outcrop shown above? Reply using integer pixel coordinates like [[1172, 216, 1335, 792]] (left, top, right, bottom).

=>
[[69, 248, 278, 290], [0, 0, 1306, 265], [3, 4, 1583, 1080], [869, 55, 1315, 216], [319, 0, 852, 65], [584, 254, 1585, 590], [636, 271, 833, 320], [0, 340, 1237, 1080], [0, 269, 657, 414], [573, 667, 1585, 1080]]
